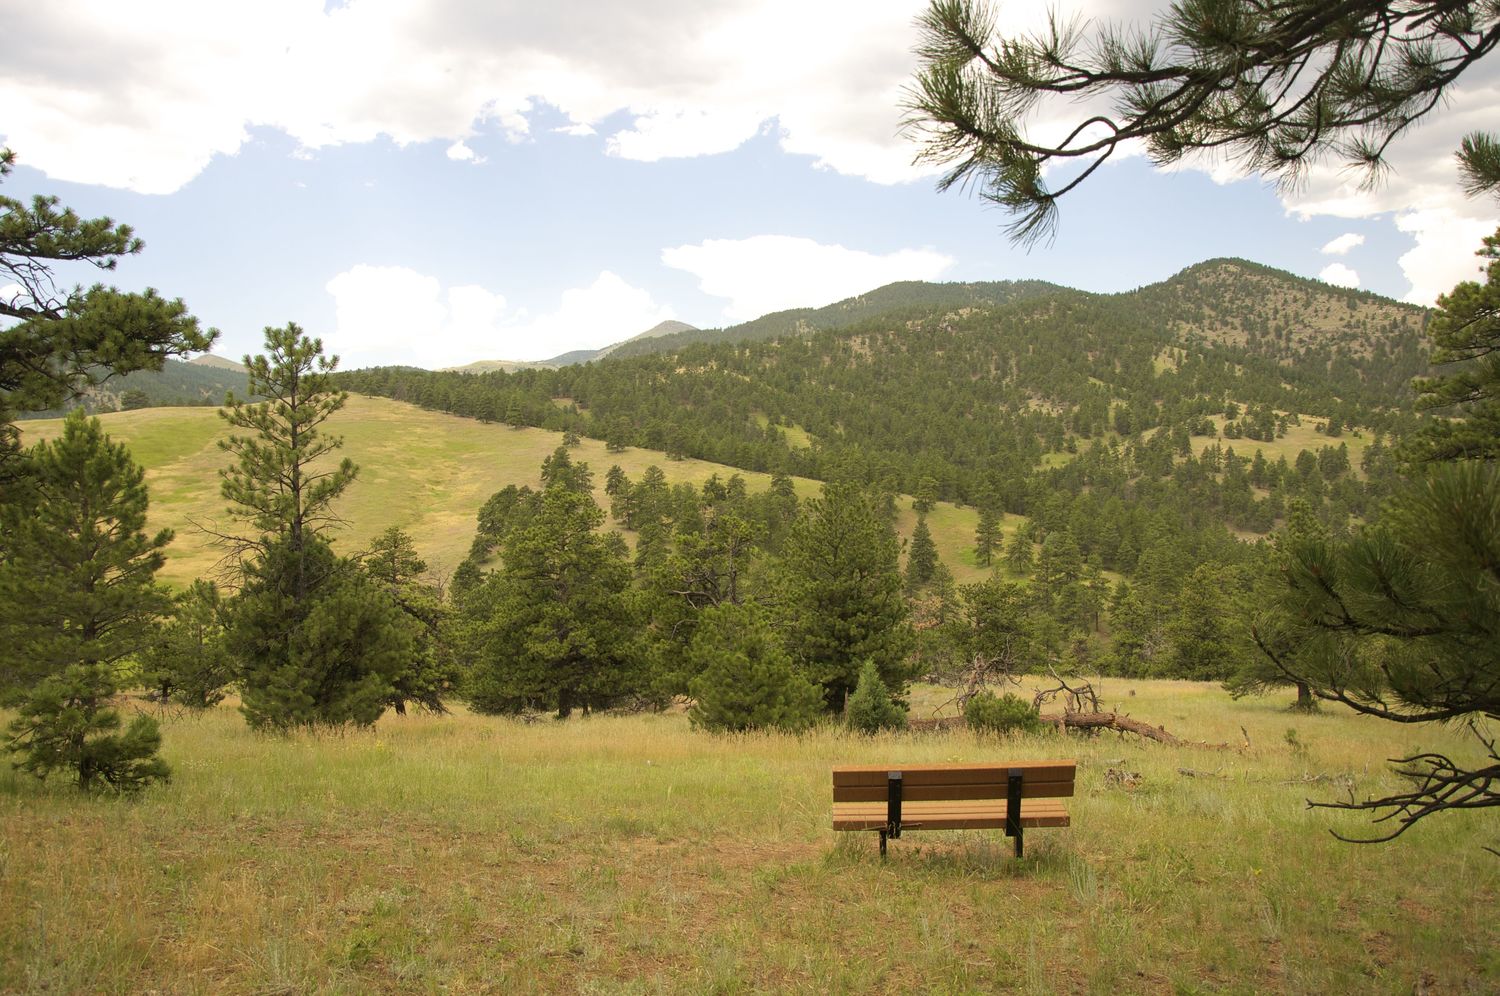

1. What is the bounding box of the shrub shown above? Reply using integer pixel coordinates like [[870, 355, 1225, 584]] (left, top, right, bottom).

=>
[[688, 605, 823, 734], [965, 691, 1043, 735], [845, 659, 907, 734], [7, 664, 170, 792], [138, 580, 234, 709]]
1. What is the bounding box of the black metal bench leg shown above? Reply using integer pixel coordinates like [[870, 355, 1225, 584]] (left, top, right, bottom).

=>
[[1007, 768, 1024, 859], [879, 830, 887, 858]]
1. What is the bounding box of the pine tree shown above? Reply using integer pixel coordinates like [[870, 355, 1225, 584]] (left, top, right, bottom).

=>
[[0, 409, 172, 789], [1225, 501, 1326, 709], [1003, 526, 1034, 575], [8, 664, 170, 791], [1, 149, 215, 479], [138, 580, 234, 709], [1165, 564, 1247, 681], [973, 505, 1000, 567], [233, 535, 414, 731], [913, 476, 939, 515], [905, 514, 939, 592], [460, 480, 644, 717], [0, 410, 172, 702], [1252, 462, 1500, 839], [218, 326, 409, 730], [845, 659, 907, 733], [604, 465, 632, 523], [906, 1, 1500, 242], [363, 526, 454, 714], [957, 577, 1036, 675], [687, 605, 822, 733], [778, 480, 913, 711], [1403, 227, 1500, 464], [218, 323, 356, 577]]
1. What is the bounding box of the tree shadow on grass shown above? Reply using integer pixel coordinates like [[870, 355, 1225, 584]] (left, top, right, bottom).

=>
[[824, 831, 1072, 880]]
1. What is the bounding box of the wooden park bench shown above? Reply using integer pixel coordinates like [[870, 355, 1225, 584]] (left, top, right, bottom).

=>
[[832, 760, 1075, 857]]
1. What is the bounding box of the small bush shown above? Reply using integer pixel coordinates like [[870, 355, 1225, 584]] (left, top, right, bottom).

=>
[[688, 605, 823, 734], [965, 691, 1043, 735], [845, 660, 907, 734], [6, 664, 171, 792]]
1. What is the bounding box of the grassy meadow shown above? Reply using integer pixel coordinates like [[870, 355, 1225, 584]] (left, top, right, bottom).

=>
[[3, 680, 1496, 993], [18, 397, 1005, 589]]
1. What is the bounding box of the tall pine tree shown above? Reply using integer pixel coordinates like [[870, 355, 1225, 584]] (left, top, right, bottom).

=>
[[460, 475, 644, 717], [219, 325, 409, 730], [778, 480, 913, 711], [905, 513, 940, 593], [0, 410, 172, 790]]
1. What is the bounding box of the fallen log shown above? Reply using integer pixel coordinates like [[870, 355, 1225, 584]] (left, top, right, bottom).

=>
[[1043, 711, 1183, 745], [911, 709, 1241, 750]]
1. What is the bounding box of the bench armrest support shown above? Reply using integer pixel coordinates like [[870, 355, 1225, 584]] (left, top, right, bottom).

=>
[[1006, 769, 1023, 857]]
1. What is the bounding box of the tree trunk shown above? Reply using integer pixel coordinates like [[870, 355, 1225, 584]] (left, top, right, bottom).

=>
[[1291, 682, 1319, 713]]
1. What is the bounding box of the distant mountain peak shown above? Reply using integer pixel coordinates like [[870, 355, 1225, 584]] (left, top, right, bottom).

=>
[[188, 354, 247, 373], [593, 320, 699, 359], [440, 319, 702, 373], [639, 319, 697, 338]]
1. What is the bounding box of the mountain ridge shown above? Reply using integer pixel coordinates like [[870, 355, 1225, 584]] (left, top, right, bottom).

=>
[[340, 253, 1429, 515]]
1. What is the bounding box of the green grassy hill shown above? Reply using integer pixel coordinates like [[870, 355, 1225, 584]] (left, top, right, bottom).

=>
[[18, 395, 999, 588]]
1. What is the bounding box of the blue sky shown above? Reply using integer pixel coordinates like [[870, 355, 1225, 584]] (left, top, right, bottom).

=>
[[5, 1, 1496, 368]]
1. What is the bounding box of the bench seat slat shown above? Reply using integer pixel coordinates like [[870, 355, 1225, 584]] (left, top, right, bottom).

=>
[[833, 799, 1071, 831]]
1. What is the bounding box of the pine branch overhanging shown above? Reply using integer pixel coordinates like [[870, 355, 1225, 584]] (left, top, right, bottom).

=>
[[903, 0, 1500, 244]]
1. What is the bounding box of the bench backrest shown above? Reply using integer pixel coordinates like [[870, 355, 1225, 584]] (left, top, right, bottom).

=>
[[831, 761, 1076, 802]]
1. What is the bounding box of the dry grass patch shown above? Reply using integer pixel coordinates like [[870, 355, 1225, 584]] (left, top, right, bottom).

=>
[[3, 682, 1496, 993]]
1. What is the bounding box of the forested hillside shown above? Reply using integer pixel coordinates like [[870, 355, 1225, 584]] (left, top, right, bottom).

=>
[[325, 259, 1432, 688], [606, 278, 1062, 358], [15, 355, 250, 418], [342, 257, 1426, 530]]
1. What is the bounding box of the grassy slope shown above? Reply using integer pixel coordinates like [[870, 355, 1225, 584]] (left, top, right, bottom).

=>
[[1, 681, 1495, 992], [19, 396, 996, 588]]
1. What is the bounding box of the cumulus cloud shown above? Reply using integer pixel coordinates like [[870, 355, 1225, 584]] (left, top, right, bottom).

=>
[[1320, 233, 1364, 256], [1276, 72, 1500, 301], [324, 264, 670, 367], [8, 0, 1496, 307], [0, 0, 937, 193], [514, 271, 676, 356], [1394, 210, 1496, 305], [1317, 263, 1359, 288], [662, 235, 954, 322], [445, 140, 483, 163]]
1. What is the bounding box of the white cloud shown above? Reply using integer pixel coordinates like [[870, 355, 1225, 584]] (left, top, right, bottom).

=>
[[0, 0, 938, 193], [1317, 263, 1359, 288], [606, 109, 771, 163], [513, 271, 676, 357], [325, 264, 453, 365], [445, 140, 483, 163], [662, 235, 954, 322], [324, 264, 670, 367], [1320, 233, 1364, 256], [1394, 210, 1496, 305], [1275, 74, 1500, 301]]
